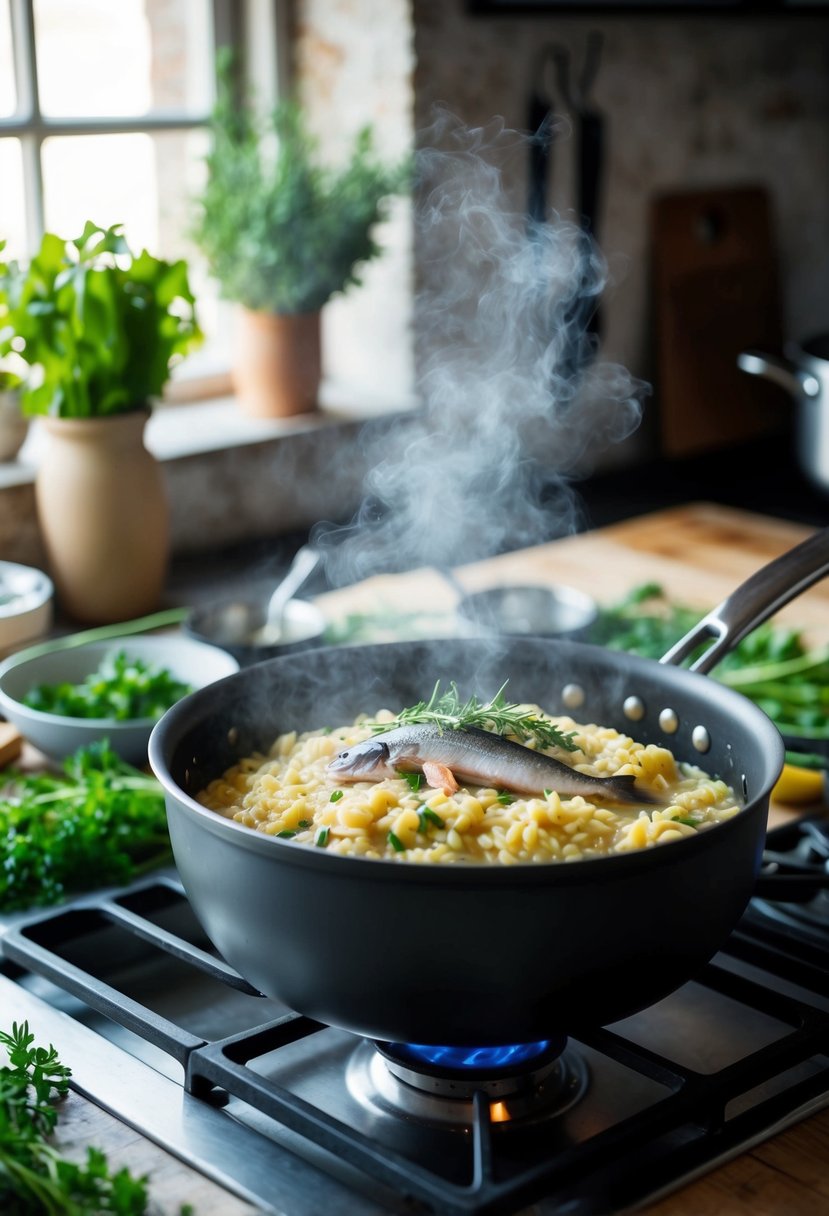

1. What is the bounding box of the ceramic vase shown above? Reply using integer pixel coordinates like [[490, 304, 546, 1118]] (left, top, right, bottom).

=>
[[35, 411, 169, 624], [233, 308, 321, 418], [0, 389, 29, 461]]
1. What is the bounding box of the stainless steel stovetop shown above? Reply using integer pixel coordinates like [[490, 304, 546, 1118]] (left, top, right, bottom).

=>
[[1, 817, 828, 1216]]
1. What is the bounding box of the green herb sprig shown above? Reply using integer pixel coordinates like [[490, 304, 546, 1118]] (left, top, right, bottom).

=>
[[368, 681, 578, 753], [0, 1020, 151, 1213], [0, 742, 172, 911]]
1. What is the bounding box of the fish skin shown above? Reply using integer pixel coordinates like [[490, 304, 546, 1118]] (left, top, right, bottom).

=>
[[327, 724, 660, 804]]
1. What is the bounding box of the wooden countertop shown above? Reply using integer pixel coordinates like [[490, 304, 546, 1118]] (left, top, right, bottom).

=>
[[5, 502, 829, 1214]]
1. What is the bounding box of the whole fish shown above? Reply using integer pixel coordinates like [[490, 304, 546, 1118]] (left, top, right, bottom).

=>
[[327, 724, 659, 804]]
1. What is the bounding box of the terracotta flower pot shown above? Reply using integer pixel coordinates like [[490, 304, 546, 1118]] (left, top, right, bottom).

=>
[[233, 308, 321, 418], [35, 411, 169, 625]]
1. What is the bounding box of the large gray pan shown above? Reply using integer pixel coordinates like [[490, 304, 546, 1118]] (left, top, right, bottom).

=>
[[149, 528, 829, 1046]]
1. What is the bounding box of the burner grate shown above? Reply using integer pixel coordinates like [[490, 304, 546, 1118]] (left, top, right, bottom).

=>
[[2, 873, 828, 1216]]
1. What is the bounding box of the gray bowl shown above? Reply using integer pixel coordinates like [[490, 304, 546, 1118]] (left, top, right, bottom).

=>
[[184, 597, 327, 666], [0, 635, 239, 764], [456, 584, 597, 640]]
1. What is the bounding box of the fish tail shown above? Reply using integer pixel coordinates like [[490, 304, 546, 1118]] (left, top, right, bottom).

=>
[[605, 774, 663, 805]]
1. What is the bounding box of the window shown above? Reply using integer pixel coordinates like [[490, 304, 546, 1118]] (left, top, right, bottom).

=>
[[0, 0, 281, 397]]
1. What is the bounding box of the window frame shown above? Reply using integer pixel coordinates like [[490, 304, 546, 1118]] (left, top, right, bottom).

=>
[[0, 0, 288, 399]]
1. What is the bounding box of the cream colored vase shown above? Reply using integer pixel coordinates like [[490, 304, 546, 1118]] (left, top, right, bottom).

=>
[[233, 308, 321, 418], [35, 412, 169, 625]]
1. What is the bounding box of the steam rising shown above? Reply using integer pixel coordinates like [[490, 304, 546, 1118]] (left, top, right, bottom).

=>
[[314, 111, 647, 585]]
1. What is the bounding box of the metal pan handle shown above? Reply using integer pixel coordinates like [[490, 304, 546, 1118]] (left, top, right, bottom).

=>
[[659, 527, 829, 675]]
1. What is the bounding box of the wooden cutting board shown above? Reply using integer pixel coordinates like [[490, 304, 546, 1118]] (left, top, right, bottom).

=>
[[650, 185, 788, 458], [317, 501, 829, 652]]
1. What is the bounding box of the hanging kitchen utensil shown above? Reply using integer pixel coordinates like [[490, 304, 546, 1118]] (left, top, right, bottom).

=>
[[553, 32, 605, 342], [526, 50, 556, 226]]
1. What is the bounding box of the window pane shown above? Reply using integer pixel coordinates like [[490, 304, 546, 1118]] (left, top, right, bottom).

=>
[[42, 128, 206, 255], [34, 0, 214, 118], [0, 0, 16, 118], [0, 139, 26, 257], [42, 129, 228, 379]]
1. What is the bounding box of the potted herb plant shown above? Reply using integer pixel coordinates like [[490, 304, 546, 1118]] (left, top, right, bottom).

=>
[[191, 61, 407, 418], [0, 223, 202, 624]]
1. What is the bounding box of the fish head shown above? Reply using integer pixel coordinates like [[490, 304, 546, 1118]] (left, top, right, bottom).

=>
[[327, 737, 395, 781]]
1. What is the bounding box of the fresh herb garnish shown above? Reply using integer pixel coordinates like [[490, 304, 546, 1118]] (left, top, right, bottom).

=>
[[315, 826, 330, 848], [276, 830, 296, 838], [418, 806, 445, 831], [388, 830, 406, 853], [368, 681, 578, 752], [0, 1020, 151, 1212], [0, 741, 172, 911], [399, 771, 423, 792], [298, 818, 312, 828], [329, 790, 344, 802], [672, 814, 702, 828], [22, 649, 192, 721], [496, 791, 515, 805]]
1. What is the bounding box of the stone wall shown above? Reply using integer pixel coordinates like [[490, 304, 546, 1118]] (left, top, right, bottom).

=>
[[411, 3, 829, 406]]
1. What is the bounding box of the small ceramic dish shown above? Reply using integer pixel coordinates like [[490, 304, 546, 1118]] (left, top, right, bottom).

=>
[[184, 597, 327, 666], [0, 634, 239, 765], [456, 584, 598, 640], [0, 561, 54, 658]]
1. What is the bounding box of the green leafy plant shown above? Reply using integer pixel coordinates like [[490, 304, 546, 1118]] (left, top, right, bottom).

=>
[[0, 1021, 152, 1213], [0, 224, 202, 418], [0, 741, 172, 911], [191, 56, 408, 314]]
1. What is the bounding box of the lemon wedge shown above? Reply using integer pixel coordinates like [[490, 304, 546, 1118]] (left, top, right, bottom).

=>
[[772, 764, 825, 805]]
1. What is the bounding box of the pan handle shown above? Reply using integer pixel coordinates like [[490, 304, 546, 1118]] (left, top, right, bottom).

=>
[[659, 527, 829, 675]]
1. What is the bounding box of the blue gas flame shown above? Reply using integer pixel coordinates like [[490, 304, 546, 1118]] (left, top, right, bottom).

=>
[[390, 1040, 558, 1070]]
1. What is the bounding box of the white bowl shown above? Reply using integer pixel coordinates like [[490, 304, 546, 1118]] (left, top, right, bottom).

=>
[[0, 634, 239, 765], [0, 561, 54, 658]]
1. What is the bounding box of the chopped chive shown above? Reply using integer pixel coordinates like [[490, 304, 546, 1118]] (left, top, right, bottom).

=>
[[672, 815, 701, 828], [329, 790, 344, 802], [388, 830, 406, 853], [298, 819, 311, 828], [496, 791, 514, 805], [315, 826, 330, 847], [543, 788, 553, 798], [418, 806, 445, 831], [276, 830, 296, 839], [398, 771, 423, 792]]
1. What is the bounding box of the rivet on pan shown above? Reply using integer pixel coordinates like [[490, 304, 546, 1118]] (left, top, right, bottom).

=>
[[562, 683, 585, 709], [659, 708, 679, 734], [623, 696, 645, 722], [692, 725, 711, 753]]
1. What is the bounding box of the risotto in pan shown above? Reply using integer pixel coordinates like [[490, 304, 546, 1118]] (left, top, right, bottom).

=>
[[197, 705, 742, 864]]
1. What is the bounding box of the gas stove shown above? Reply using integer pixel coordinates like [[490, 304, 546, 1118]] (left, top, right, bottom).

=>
[[1, 817, 828, 1216]]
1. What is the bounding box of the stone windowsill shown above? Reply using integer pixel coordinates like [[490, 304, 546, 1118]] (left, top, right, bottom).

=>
[[0, 383, 418, 490]]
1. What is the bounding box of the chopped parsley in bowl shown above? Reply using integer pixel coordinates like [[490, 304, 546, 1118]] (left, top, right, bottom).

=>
[[0, 635, 239, 765]]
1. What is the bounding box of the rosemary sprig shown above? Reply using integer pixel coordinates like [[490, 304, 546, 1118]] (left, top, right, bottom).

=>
[[368, 681, 578, 753]]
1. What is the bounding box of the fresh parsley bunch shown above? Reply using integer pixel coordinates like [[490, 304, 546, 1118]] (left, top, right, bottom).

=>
[[0, 1021, 150, 1213], [0, 742, 172, 911]]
